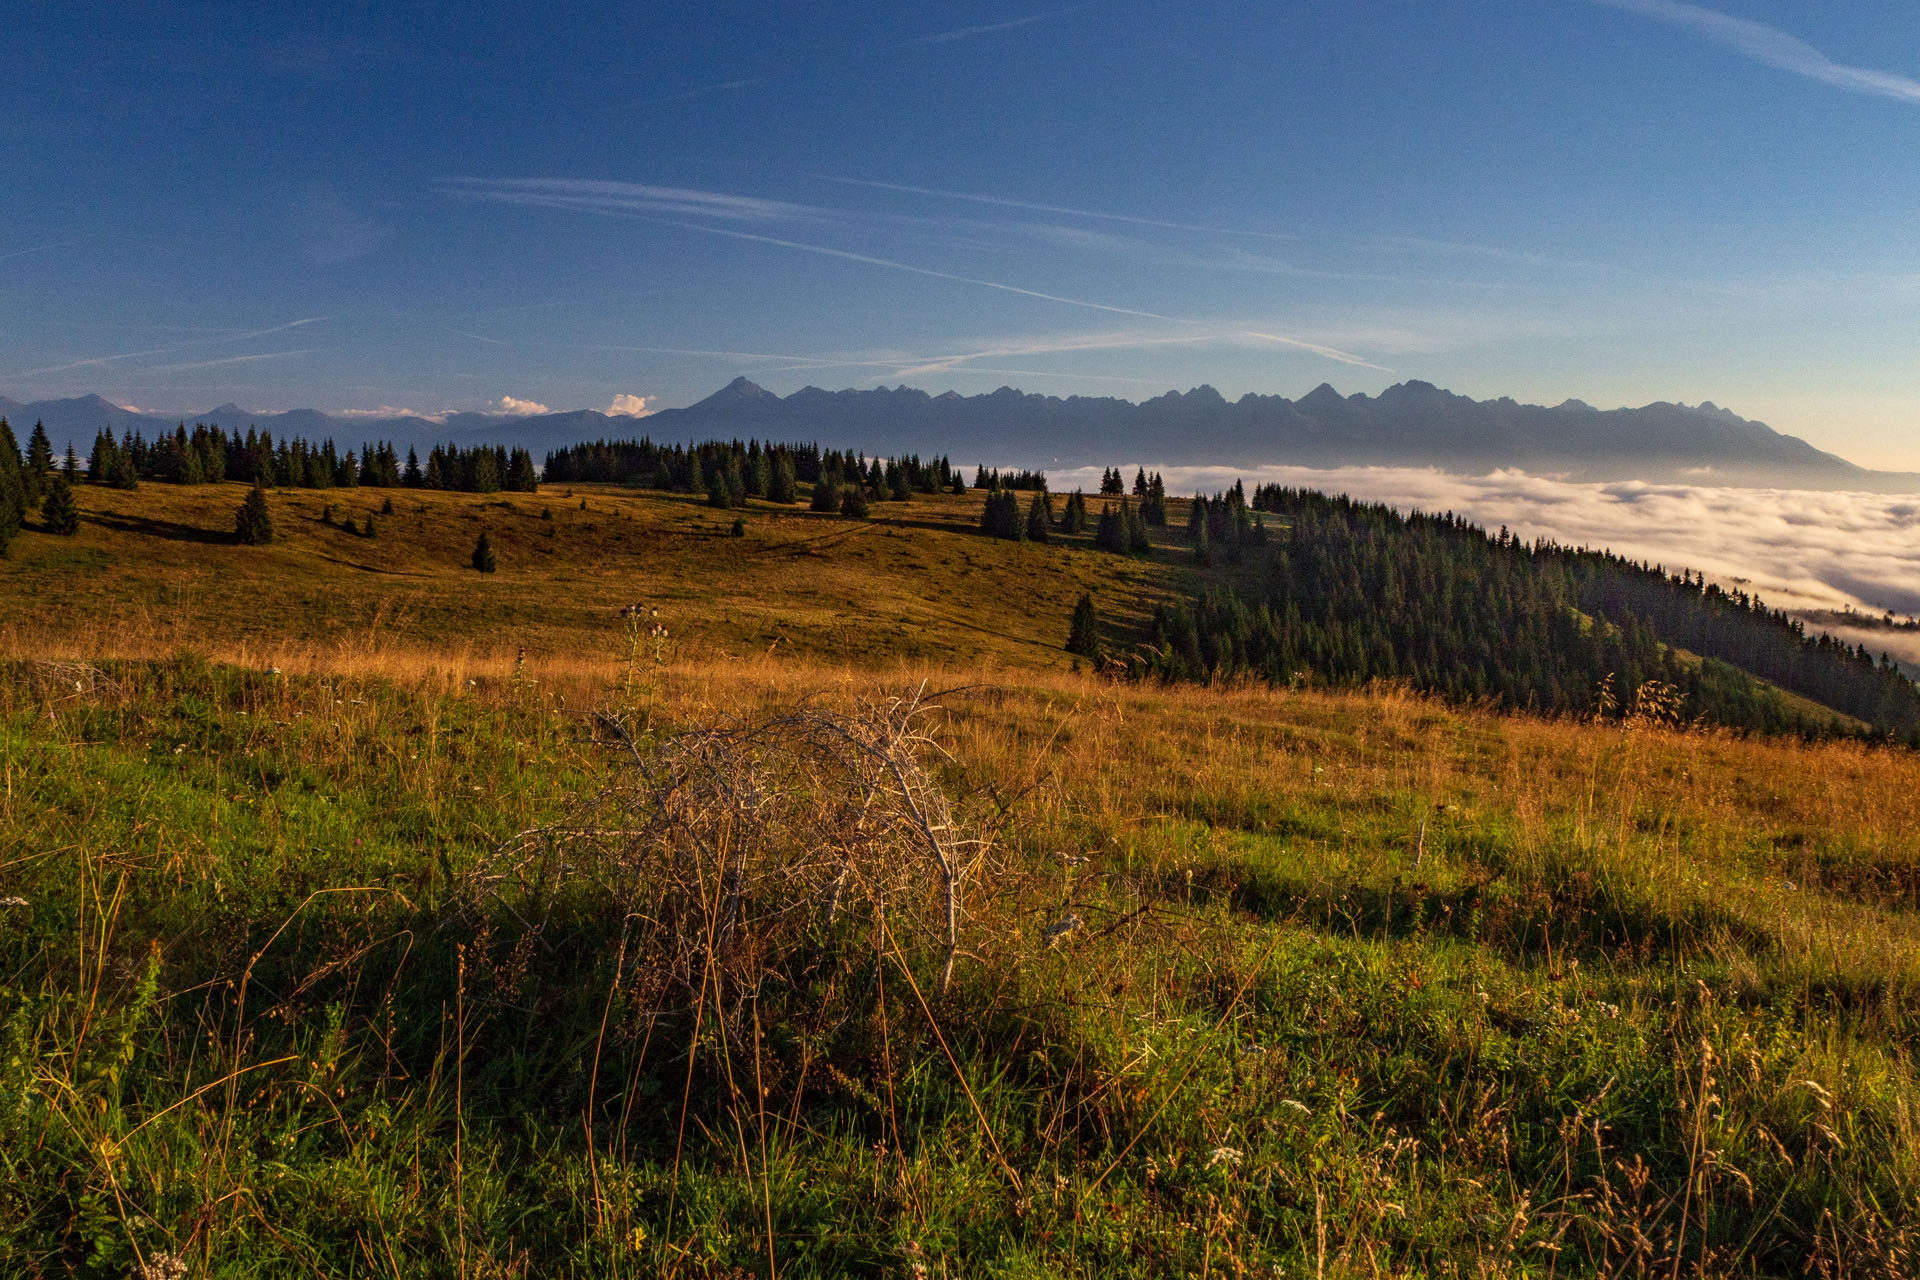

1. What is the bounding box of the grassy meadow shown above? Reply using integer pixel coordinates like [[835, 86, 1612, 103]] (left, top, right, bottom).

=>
[[3, 480, 1918, 1277]]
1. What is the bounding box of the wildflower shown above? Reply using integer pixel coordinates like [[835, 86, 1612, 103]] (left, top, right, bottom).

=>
[[135, 1253, 190, 1280], [1042, 913, 1082, 945], [0, 896, 27, 908], [1205, 1145, 1244, 1172], [1277, 1098, 1311, 1116]]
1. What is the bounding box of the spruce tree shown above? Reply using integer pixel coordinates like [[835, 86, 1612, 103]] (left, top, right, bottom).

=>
[[1061, 489, 1089, 535], [471, 529, 496, 573], [725, 455, 747, 507], [1125, 500, 1152, 554], [0, 419, 23, 554], [105, 447, 139, 490], [234, 483, 274, 544], [25, 422, 53, 506], [41, 473, 80, 536], [810, 471, 841, 513], [980, 487, 1023, 540], [707, 467, 731, 508], [769, 453, 798, 504], [1026, 490, 1053, 542], [508, 449, 539, 492], [363, 515, 377, 538], [1093, 503, 1126, 553], [1192, 513, 1211, 565], [840, 484, 871, 519], [1067, 592, 1101, 659]]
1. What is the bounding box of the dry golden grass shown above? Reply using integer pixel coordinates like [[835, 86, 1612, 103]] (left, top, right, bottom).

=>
[[0, 481, 1181, 676]]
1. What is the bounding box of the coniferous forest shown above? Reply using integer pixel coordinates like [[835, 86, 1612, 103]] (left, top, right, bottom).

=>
[[1135, 484, 1920, 743], [26, 420, 540, 495]]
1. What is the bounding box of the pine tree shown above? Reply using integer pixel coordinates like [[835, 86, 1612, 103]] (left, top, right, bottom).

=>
[[1132, 467, 1148, 497], [1192, 513, 1211, 565], [471, 529, 496, 573], [0, 419, 24, 554], [1143, 472, 1167, 526], [234, 483, 274, 544], [41, 473, 80, 536], [362, 515, 377, 538], [980, 487, 1023, 540], [1061, 489, 1089, 535], [810, 471, 841, 513], [1125, 500, 1152, 555], [508, 449, 539, 492], [1026, 490, 1053, 542], [725, 455, 747, 507], [1067, 592, 1101, 659], [404, 448, 422, 487], [105, 447, 139, 490], [769, 453, 798, 504], [25, 422, 53, 506], [707, 467, 731, 508], [1093, 502, 1126, 553], [840, 484, 871, 519]]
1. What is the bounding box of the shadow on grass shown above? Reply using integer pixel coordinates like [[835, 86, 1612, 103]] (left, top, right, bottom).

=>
[[86, 511, 231, 545]]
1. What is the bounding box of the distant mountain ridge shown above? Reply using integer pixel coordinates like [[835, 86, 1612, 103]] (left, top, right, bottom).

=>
[[5, 381, 1915, 491]]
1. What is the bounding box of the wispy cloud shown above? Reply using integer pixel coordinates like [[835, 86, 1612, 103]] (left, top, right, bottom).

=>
[[143, 350, 313, 375], [817, 174, 1292, 241], [652, 219, 1388, 367], [444, 176, 1390, 369], [7, 316, 331, 380], [440, 177, 823, 222], [1592, 0, 1920, 104], [903, 2, 1093, 46], [0, 238, 82, 263]]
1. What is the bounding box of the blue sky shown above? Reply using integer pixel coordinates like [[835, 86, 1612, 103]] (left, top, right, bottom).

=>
[[6, 0, 1920, 468]]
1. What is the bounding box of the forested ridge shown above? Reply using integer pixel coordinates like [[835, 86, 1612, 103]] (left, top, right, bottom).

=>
[[1134, 485, 1920, 742]]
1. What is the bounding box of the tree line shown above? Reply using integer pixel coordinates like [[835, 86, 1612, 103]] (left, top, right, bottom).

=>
[[8, 420, 540, 495], [543, 437, 991, 513], [1070, 482, 1919, 742]]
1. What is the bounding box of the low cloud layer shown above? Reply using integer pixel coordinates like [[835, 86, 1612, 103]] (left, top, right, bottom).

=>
[[1059, 464, 1920, 622]]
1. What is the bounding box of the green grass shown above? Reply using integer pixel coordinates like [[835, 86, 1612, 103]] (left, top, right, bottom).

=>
[[3, 655, 1918, 1276], [3, 482, 1918, 1275]]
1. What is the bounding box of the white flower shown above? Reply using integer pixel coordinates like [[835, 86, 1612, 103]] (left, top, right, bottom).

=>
[[1204, 1145, 1244, 1171], [0, 896, 27, 908]]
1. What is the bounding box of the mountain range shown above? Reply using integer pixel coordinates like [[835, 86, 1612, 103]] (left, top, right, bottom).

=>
[[6, 381, 1915, 490]]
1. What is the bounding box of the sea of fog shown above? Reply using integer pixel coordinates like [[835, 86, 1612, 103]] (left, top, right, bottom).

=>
[[1051, 464, 1920, 675]]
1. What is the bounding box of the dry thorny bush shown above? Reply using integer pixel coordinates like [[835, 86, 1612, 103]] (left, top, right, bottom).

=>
[[459, 687, 1003, 1061]]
